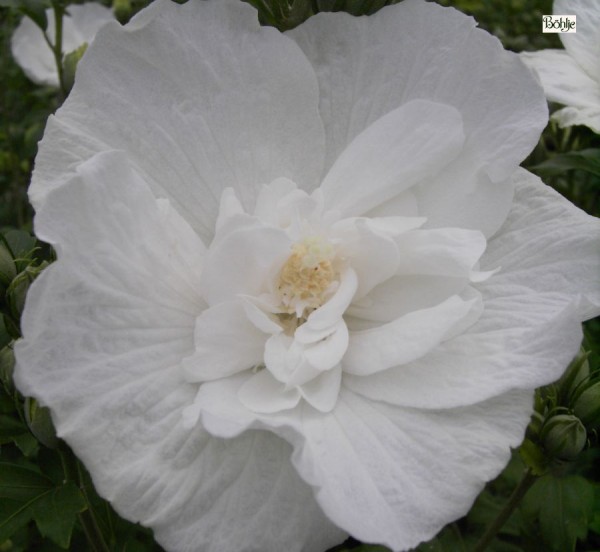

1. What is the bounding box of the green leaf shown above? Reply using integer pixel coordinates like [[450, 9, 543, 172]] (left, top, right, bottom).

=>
[[0, 498, 34, 544], [31, 482, 86, 549], [519, 438, 549, 476], [532, 148, 600, 178], [1, 230, 37, 272], [522, 475, 595, 552], [0, 464, 86, 548], [0, 415, 27, 444], [13, 432, 39, 457], [0, 463, 52, 502]]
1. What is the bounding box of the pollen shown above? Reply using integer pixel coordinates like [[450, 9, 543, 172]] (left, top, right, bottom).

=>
[[277, 236, 336, 317]]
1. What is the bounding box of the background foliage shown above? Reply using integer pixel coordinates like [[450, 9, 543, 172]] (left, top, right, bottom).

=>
[[0, 0, 598, 550]]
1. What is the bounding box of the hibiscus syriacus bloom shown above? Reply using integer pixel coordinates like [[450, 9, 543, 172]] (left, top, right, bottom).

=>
[[11, 3, 114, 87], [15, 1, 600, 551], [521, 0, 600, 133]]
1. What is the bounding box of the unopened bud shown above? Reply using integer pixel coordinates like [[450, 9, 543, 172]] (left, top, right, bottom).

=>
[[113, 0, 131, 22], [6, 271, 31, 320], [557, 348, 589, 401], [541, 414, 587, 461], [63, 42, 88, 93], [0, 242, 16, 287], [573, 381, 600, 430]]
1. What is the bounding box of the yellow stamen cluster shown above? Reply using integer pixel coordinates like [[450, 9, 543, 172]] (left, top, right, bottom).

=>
[[277, 236, 336, 316]]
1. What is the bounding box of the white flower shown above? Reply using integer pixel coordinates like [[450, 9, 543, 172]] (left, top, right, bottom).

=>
[[521, 0, 600, 133], [15, 1, 600, 551], [11, 3, 114, 87]]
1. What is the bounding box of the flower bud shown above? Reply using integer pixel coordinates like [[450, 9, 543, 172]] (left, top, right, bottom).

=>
[[113, 0, 131, 23], [63, 42, 88, 93], [541, 414, 587, 461], [0, 242, 16, 287], [0, 346, 15, 388], [6, 270, 31, 320], [557, 348, 589, 402], [573, 381, 600, 430], [25, 397, 58, 449]]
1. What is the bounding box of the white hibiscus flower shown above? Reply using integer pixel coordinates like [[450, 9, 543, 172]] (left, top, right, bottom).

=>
[[14, 1, 600, 551], [521, 0, 600, 133], [11, 3, 114, 87]]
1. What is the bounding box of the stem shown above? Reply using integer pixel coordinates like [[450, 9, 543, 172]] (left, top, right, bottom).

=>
[[58, 445, 110, 552], [43, 4, 67, 98], [473, 469, 537, 552], [76, 460, 112, 552]]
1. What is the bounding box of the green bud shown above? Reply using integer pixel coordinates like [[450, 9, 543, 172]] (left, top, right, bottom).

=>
[[0, 346, 15, 388], [6, 270, 31, 321], [573, 381, 600, 430], [0, 242, 16, 287], [557, 348, 589, 402], [63, 42, 88, 93], [24, 397, 58, 449], [113, 0, 131, 22], [541, 414, 587, 461]]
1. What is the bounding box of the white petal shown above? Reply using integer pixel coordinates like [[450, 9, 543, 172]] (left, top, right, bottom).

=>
[[346, 274, 469, 324], [521, 49, 600, 132], [320, 99, 464, 217], [264, 335, 321, 386], [555, 0, 600, 82], [11, 4, 114, 87], [345, 291, 584, 409], [15, 151, 344, 552], [395, 227, 486, 277], [238, 369, 302, 413], [241, 297, 282, 335], [289, 0, 546, 234], [31, 0, 325, 243], [299, 365, 342, 413], [343, 294, 478, 376], [305, 268, 358, 331], [214, 187, 244, 233], [182, 301, 267, 383], [552, 104, 600, 134], [290, 389, 534, 551], [331, 218, 409, 300], [482, 169, 600, 319], [303, 320, 349, 372], [201, 218, 291, 306]]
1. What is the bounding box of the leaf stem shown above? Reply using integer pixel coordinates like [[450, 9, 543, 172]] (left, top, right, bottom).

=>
[[473, 468, 537, 552], [76, 459, 112, 552]]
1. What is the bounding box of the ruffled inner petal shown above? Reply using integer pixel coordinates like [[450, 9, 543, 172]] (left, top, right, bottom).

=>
[[201, 216, 291, 306], [320, 99, 465, 217], [343, 293, 479, 376], [182, 300, 268, 383]]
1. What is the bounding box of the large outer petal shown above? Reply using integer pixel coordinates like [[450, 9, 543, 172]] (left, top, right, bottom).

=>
[[14, 152, 344, 552], [289, 0, 547, 236], [30, 0, 325, 243], [197, 377, 534, 551], [344, 170, 599, 409]]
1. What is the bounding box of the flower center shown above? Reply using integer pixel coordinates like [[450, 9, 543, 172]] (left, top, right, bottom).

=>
[[277, 236, 336, 318]]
